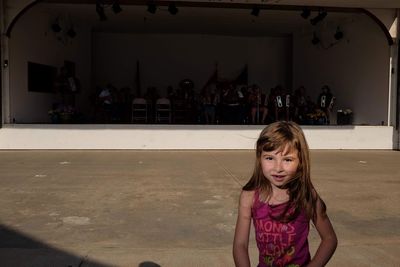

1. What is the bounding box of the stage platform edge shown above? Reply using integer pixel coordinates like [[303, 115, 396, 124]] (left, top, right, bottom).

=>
[[0, 124, 394, 150]]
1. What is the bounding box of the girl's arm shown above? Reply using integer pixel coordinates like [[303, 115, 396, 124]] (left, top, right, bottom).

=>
[[233, 190, 254, 267], [308, 196, 338, 267]]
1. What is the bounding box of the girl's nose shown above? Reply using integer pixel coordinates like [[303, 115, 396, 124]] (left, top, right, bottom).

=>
[[275, 160, 284, 172]]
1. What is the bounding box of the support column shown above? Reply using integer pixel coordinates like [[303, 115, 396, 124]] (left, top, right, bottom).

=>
[[396, 9, 400, 149], [1, 0, 10, 124], [388, 32, 398, 127]]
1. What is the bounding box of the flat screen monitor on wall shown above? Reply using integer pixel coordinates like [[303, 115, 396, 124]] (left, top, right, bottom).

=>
[[27, 61, 57, 93]]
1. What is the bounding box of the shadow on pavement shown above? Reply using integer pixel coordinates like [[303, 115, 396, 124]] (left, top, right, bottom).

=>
[[0, 224, 112, 267], [138, 261, 161, 267]]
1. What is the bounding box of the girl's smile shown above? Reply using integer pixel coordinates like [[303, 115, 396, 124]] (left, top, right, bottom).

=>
[[271, 175, 286, 182]]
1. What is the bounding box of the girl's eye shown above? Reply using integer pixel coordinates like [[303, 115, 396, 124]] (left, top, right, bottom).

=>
[[284, 158, 293, 162], [264, 156, 273, 160]]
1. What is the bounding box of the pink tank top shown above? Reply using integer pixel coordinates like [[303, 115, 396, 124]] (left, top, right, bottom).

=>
[[252, 190, 311, 267]]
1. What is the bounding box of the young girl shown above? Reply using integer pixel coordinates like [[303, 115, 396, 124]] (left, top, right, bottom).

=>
[[233, 121, 337, 267]]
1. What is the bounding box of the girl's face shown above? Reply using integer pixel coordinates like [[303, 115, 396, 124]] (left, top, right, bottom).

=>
[[260, 145, 299, 190]]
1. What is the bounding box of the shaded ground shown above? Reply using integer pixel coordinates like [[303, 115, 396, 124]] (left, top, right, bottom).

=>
[[0, 150, 399, 266]]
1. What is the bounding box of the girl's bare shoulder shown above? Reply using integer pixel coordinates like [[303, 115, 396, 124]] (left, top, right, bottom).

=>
[[239, 190, 256, 208]]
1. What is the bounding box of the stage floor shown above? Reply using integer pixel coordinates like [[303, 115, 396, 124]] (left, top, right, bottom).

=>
[[0, 150, 399, 266]]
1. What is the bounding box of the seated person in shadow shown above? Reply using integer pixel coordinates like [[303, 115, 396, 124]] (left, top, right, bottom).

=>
[[200, 86, 219, 124], [144, 86, 160, 122], [317, 85, 335, 125], [221, 83, 240, 124], [293, 86, 308, 124], [248, 84, 266, 124], [98, 84, 115, 123]]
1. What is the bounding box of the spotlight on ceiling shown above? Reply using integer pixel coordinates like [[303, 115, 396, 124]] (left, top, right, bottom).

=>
[[51, 22, 62, 33], [96, 3, 107, 21], [310, 10, 327, 26], [312, 32, 320, 45], [300, 8, 311, 19], [67, 27, 76, 38], [147, 3, 157, 14], [168, 3, 178, 15], [334, 27, 344, 40], [251, 6, 260, 17], [112, 1, 122, 14]]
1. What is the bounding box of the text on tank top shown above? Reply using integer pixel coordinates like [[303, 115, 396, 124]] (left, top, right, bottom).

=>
[[252, 189, 311, 267]]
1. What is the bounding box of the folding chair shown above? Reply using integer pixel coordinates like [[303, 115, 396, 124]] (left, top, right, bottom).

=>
[[155, 98, 171, 123], [172, 98, 187, 123], [131, 98, 148, 123]]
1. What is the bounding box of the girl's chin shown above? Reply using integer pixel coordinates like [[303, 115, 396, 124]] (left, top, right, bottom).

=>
[[271, 181, 286, 188], [272, 176, 287, 183]]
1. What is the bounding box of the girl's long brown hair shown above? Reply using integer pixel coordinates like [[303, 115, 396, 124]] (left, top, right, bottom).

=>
[[243, 121, 325, 222]]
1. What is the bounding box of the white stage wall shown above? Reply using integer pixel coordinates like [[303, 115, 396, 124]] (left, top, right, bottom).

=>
[[7, 5, 92, 124], [0, 125, 394, 150], [293, 13, 391, 125], [93, 33, 292, 97]]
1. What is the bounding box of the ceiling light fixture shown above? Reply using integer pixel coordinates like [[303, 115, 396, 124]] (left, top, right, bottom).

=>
[[67, 27, 76, 38], [51, 22, 62, 33], [312, 32, 320, 45], [300, 8, 311, 19], [112, 1, 122, 14], [334, 27, 344, 40], [147, 3, 157, 14], [251, 6, 260, 17], [310, 10, 327, 26], [168, 3, 178, 15], [96, 2, 107, 21]]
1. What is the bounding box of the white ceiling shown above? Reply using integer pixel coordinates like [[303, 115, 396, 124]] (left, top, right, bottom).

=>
[[256, 0, 400, 8], [40, 0, 400, 9], [39, 1, 398, 37]]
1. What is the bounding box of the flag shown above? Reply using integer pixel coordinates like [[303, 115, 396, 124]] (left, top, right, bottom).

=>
[[234, 64, 248, 85], [202, 64, 218, 89], [135, 60, 141, 97]]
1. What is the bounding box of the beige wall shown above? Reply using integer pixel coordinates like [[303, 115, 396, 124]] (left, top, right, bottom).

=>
[[8, 4, 92, 123], [93, 33, 292, 97], [293, 13, 390, 125]]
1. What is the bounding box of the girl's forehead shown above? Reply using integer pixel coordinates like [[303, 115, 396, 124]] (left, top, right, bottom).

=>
[[262, 144, 298, 156]]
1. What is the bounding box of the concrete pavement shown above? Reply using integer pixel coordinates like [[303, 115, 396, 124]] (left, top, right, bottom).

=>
[[0, 150, 399, 266]]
